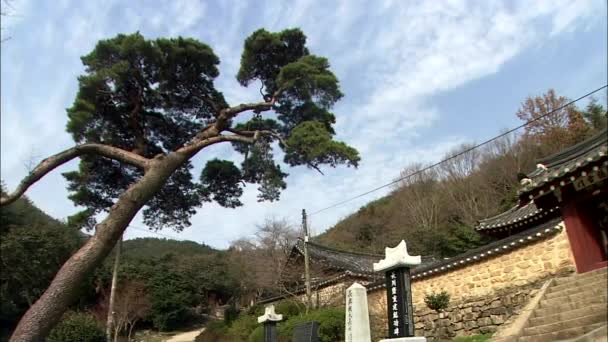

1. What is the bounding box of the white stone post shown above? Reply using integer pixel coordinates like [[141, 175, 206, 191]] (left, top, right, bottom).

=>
[[345, 282, 372, 342], [258, 304, 283, 342], [373, 240, 426, 342]]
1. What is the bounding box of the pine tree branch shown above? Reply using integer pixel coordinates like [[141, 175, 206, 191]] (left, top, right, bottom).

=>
[[1, 144, 150, 206]]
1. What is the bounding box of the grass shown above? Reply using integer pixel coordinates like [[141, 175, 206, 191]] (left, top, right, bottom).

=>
[[453, 333, 493, 342]]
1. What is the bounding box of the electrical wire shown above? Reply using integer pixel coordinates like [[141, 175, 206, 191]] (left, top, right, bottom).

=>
[[308, 84, 608, 216]]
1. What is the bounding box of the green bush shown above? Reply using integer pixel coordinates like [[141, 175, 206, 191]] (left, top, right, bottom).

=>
[[275, 300, 303, 319], [227, 314, 258, 339], [245, 304, 265, 317], [247, 326, 263, 342], [47, 312, 105, 342], [205, 320, 230, 334], [278, 307, 344, 342], [224, 305, 240, 325], [424, 291, 450, 312]]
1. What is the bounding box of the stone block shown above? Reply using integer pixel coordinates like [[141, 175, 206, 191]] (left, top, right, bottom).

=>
[[437, 319, 451, 327], [451, 313, 463, 323], [477, 317, 492, 327], [490, 314, 505, 325], [463, 320, 478, 329], [490, 300, 502, 308], [464, 312, 478, 320], [489, 307, 507, 315], [479, 325, 498, 334]]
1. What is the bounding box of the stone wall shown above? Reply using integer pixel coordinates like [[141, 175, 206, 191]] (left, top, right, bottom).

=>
[[367, 229, 576, 340]]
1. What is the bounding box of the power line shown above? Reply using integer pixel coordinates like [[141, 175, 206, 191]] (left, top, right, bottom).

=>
[[309, 84, 608, 216]]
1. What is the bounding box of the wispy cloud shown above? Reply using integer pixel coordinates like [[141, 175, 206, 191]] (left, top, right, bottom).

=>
[[1, 0, 606, 248]]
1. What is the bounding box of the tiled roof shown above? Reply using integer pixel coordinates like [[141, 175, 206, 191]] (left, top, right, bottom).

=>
[[475, 202, 560, 232], [292, 240, 438, 275], [293, 239, 382, 275], [518, 129, 608, 201]]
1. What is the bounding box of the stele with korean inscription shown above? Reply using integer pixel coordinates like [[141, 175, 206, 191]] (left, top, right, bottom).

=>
[[345, 282, 371, 342]]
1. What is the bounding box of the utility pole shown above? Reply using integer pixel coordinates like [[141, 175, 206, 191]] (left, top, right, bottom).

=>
[[106, 234, 122, 342], [302, 209, 312, 314]]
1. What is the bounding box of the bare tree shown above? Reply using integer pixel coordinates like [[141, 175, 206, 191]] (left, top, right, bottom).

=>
[[228, 217, 298, 303], [112, 280, 151, 342]]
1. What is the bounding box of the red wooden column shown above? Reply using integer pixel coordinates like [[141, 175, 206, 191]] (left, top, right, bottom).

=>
[[562, 201, 608, 273]]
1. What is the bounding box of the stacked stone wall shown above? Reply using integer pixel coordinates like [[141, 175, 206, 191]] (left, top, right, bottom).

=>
[[367, 229, 575, 340]]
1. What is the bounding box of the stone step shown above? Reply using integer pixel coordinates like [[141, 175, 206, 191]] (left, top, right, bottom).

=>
[[518, 322, 607, 342], [539, 288, 608, 309], [523, 312, 607, 336], [545, 277, 608, 300], [553, 268, 608, 286], [560, 324, 608, 342], [529, 303, 607, 327], [549, 272, 608, 294], [534, 295, 607, 318]]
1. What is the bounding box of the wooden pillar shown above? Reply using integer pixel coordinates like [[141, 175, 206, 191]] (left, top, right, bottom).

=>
[[562, 201, 607, 273]]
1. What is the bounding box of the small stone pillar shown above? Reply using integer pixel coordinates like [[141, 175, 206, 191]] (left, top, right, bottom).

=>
[[373, 240, 426, 342], [345, 282, 371, 342], [258, 304, 283, 342]]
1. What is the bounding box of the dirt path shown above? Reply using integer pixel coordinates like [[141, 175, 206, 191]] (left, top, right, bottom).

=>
[[164, 328, 205, 342]]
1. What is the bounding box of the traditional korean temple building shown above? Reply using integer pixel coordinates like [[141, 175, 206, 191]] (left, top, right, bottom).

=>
[[261, 129, 607, 338], [516, 128, 608, 273], [478, 128, 608, 272]]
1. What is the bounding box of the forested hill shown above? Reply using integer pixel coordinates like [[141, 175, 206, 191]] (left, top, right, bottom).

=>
[[0, 187, 236, 336], [120, 237, 216, 260], [315, 92, 607, 259]]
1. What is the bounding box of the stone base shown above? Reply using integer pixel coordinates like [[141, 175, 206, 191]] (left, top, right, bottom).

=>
[[379, 338, 427, 342]]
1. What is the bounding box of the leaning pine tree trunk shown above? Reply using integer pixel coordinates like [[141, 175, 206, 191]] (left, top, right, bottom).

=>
[[10, 155, 184, 342]]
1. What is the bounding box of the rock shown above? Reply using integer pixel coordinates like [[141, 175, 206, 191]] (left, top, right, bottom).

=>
[[490, 315, 505, 325], [479, 325, 498, 334], [477, 317, 492, 327]]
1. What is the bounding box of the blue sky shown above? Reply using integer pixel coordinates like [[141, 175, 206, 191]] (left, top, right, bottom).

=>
[[1, 0, 607, 249]]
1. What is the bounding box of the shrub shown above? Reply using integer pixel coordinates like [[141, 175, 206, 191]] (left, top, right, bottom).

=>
[[224, 305, 240, 325], [247, 326, 263, 342], [278, 307, 344, 342], [205, 320, 230, 334], [47, 312, 105, 342], [275, 300, 303, 318], [425, 291, 450, 312], [227, 314, 257, 339]]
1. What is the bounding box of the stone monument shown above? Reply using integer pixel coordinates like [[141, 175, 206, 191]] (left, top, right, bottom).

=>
[[345, 282, 371, 342], [373, 240, 426, 342], [257, 304, 283, 342]]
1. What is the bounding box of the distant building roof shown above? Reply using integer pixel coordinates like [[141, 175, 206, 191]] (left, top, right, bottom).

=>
[[475, 202, 560, 233], [518, 128, 607, 202], [292, 239, 382, 276]]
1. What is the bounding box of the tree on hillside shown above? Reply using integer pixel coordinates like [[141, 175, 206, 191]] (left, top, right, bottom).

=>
[[581, 98, 608, 131], [1, 29, 359, 341], [227, 217, 298, 303], [516, 89, 592, 153], [0, 188, 84, 331]]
